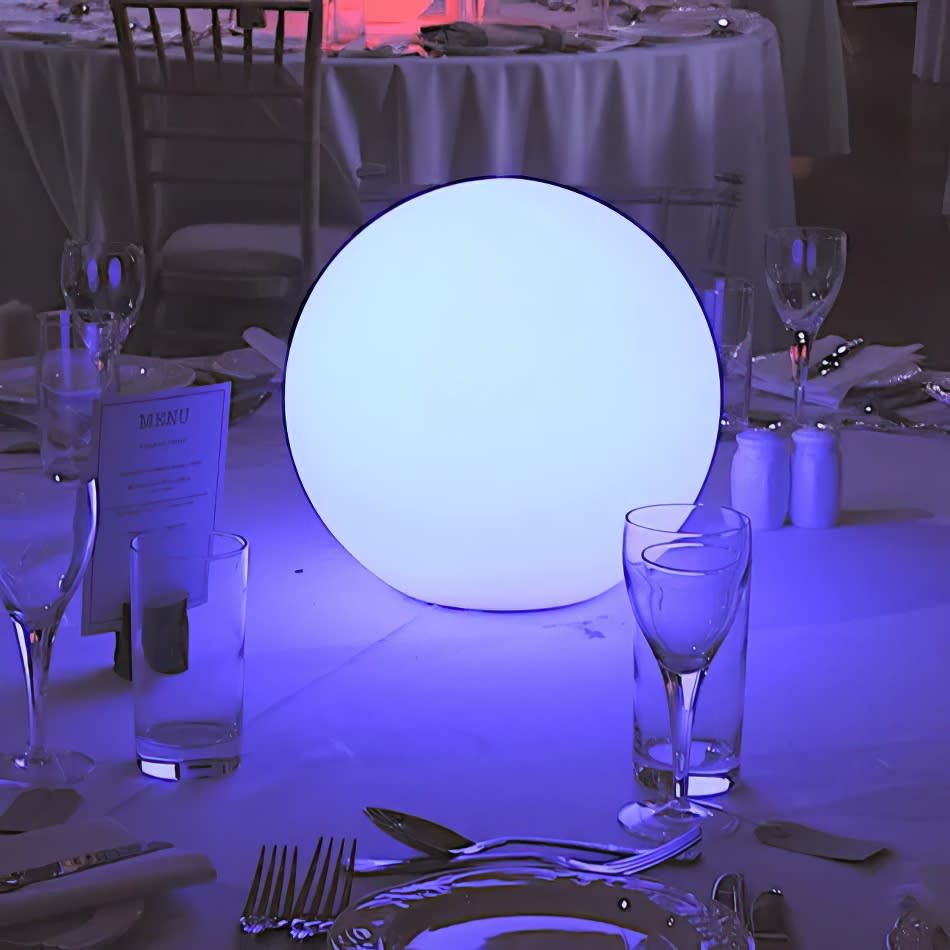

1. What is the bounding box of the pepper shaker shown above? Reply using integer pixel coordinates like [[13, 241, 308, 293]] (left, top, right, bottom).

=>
[[790, 426, 840, 528], [730, 429, 790, 531]]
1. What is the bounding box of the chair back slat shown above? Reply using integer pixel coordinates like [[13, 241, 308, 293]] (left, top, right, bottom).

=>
[[110, 0, 324, 345]]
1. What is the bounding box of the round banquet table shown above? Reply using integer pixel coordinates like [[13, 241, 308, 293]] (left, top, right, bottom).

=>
[[0, 16, 795, 353], [0, 395, 948, 947]]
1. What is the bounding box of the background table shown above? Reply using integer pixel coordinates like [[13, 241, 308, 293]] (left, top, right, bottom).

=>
[[1, 393, 947, 947], [0, 17, 795, 353]]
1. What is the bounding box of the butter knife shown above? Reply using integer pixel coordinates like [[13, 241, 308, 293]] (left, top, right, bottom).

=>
[[0, 840, 173, 893], [808, 337, 865, 379]]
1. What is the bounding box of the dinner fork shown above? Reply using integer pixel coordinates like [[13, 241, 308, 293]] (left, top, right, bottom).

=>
[[240, 844, 298, 934], [290, 837, 358, 941]]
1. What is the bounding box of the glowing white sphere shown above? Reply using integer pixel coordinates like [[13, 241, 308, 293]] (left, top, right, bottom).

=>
[[285, 178, 720, 610]]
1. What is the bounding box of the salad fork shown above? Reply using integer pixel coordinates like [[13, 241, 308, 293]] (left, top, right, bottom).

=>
[[290, 837, 358, 941], [240, 844, 297, 934]]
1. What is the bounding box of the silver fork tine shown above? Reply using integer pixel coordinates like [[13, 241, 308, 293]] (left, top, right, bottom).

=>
[[318, 839, 346, 920], [256, 845, 278, 916], [308, 837, 335, 917], [282, 846, 298, 923], [268, 846, 288, 920], [293, 837, 325, 919], [241, 845, 266, 918], [339, 839, 357, 911]]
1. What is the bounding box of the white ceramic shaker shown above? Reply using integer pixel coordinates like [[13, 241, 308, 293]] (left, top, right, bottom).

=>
[[730, 429, 790, 530], [789, 426, 841, 529]]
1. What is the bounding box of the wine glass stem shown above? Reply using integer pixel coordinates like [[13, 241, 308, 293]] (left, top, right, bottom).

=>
[[791, 330, 810, 424], [662, 668, 705, 806], [10, 616, 56, 763]]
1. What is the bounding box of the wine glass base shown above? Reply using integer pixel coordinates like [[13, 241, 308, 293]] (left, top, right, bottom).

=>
[[0, 750, 94, 787], [617, 799, 713, 858]]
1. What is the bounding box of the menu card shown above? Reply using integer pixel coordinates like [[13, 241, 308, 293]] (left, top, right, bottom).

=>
[[81, 384, 230, 636]]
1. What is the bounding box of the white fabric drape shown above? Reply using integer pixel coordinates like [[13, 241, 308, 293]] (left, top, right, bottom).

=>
[[0, 23, 795, 351], [741, 0, 851, 155], [914, 0, 950, 83]]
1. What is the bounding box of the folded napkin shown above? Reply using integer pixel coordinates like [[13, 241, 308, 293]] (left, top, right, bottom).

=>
[[420, 20, 567, 53], [751, 335, 924, 409], [0, 818, 215, 928]]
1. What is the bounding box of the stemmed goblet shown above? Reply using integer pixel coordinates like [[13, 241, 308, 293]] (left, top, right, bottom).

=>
[[0, 467, 99, 786], [764, 227, 847, 424], [61, 240, 146, 394], [618, 504, 750, 843]]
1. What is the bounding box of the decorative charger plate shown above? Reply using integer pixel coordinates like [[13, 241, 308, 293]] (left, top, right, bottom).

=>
[[0, 356, 195, 404], [329, 865, 750, 949]]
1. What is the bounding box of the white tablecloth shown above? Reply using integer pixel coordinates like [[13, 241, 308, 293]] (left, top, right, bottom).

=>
[[742, 0, 851, 155], [915, 0, 950, 82], [0, 20, 795, 353], [2, 395, 948, 947]]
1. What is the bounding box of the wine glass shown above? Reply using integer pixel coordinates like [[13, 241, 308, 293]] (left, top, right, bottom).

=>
[[764, 227, 847, 424], [618, 504, 750, 843], [61, 241, 146, 393], [0, 466, 99, 786]]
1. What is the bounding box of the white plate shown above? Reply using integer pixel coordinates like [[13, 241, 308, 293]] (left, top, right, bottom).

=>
[[0, 900, 145, 950], [636, 20, 714, 41], [0, 357, 195, 405], [211, 347, 279, 381], [329, 864, 750, 949]]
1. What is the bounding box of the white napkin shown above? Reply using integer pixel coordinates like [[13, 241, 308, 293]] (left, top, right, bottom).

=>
[[751, 335, 924, 409], [0, 818, 215, 928]]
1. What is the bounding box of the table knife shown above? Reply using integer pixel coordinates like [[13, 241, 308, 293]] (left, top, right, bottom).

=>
[[808, 337, 865, 379], [0, 840, 173, 893]]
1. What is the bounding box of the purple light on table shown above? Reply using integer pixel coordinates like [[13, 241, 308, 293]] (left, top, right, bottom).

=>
[[284, 178, 722, 611]]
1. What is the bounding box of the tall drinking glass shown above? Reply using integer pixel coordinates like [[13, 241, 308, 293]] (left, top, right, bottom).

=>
[[37, 310, 102, 482], [764, 228, 847, 424], [61, 241, 145, 393], [0, 466, 98, 785], [619, 504, 750, 842]]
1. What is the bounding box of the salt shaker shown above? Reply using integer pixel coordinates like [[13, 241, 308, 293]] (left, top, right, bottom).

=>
[[730, 429, 790, 531], [789, 426, 840, 529]]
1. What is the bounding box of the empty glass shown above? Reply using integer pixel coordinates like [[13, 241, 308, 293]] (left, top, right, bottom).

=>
[[0, 466, 99, 786], [764, 228, 847, 423], [619, 504, 751, 842], [61, 241, 145, 394], [130, 530, 247, 781]]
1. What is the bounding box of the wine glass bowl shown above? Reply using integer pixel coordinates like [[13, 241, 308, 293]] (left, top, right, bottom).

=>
[[619, 504, 751, 841], [0, 468, 99, 786], [764, 227, 847, 423], [61, 241, 146, 390]]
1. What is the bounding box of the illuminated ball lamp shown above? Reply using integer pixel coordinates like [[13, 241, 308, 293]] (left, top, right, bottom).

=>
[[284, 178, 721, 611]]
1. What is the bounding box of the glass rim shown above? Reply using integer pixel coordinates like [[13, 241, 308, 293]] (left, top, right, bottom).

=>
[[63, 239, 144, 254], [765, 226, 846, 240], [130, 529, 247, 562], [624, 503, 750, 536]]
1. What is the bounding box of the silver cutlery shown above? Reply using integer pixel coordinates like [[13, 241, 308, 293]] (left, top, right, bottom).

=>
[[0, 840, 172, 894], [355, 820, 701, 877], [712, 871, 748, 928], [290, 837, 356, 941], [365, 805, 639, 860], [808, 337, 865, 379], [240, 844, 297, 934]]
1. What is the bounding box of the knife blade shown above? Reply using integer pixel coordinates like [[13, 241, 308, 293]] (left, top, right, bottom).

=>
[[0, 840, 173, 893], [808, 337, 864, 379]]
